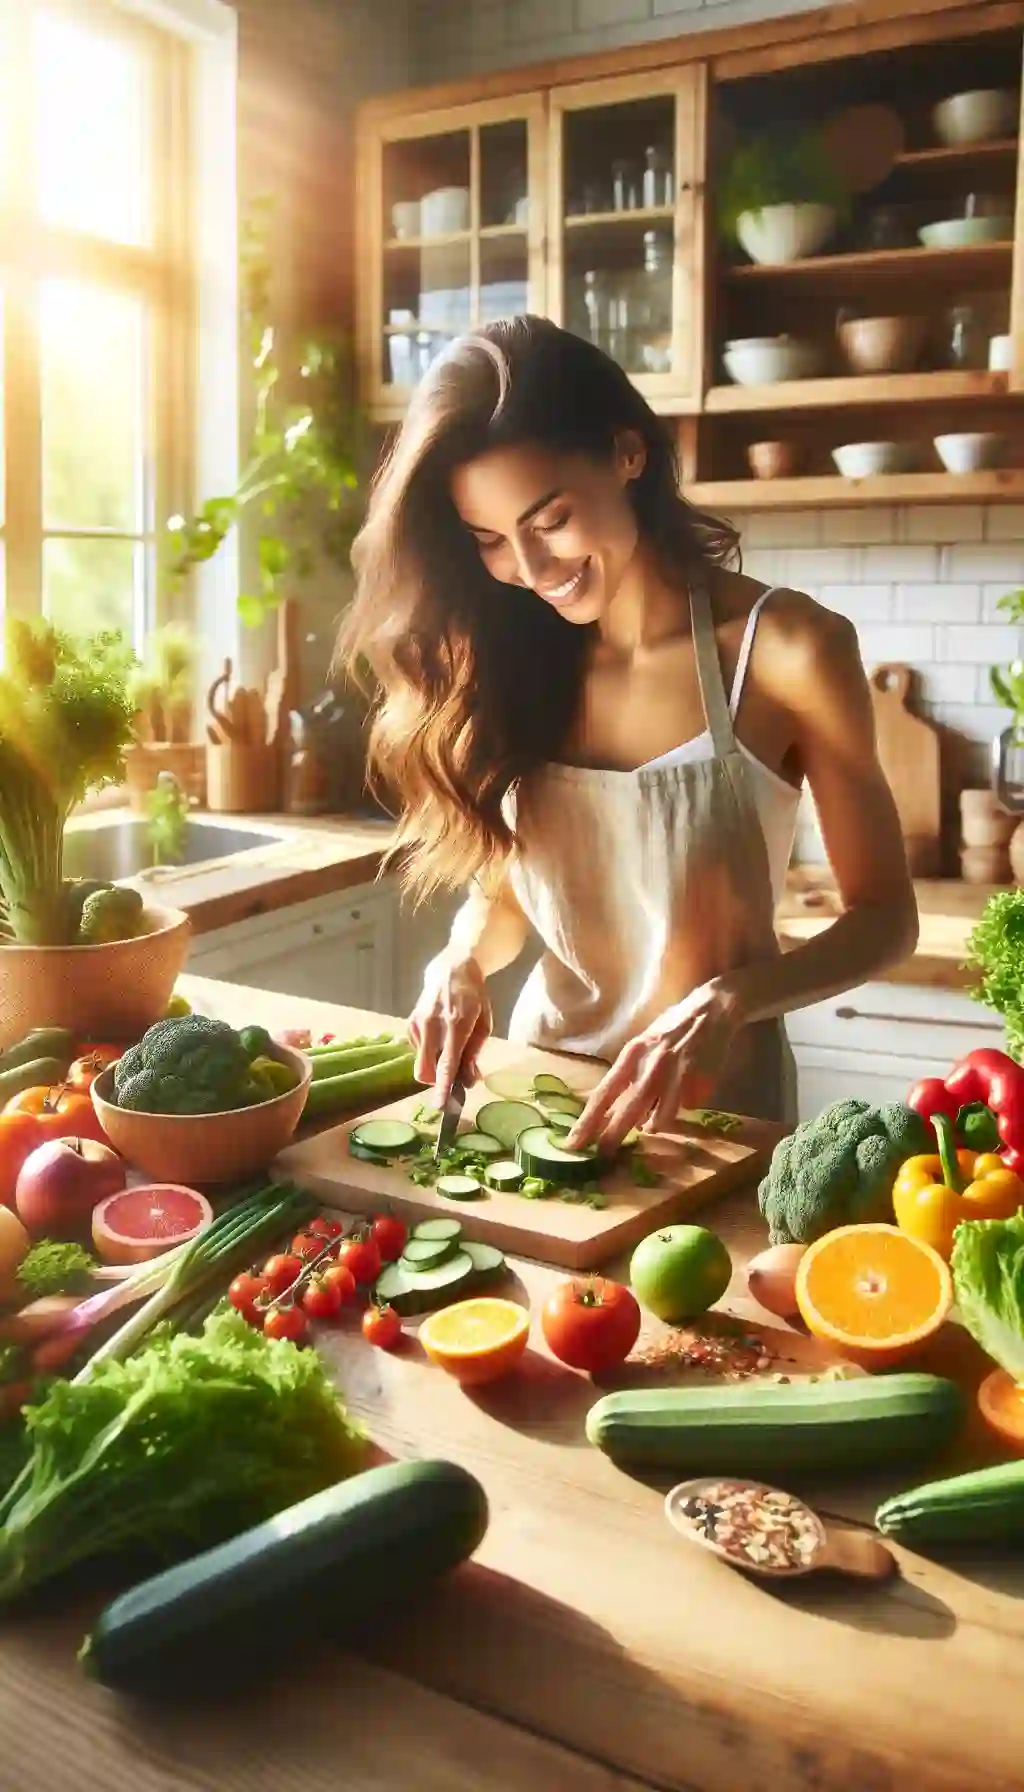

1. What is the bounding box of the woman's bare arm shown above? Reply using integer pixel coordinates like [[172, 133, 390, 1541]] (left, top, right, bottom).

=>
[[445, 874, 531, 980]]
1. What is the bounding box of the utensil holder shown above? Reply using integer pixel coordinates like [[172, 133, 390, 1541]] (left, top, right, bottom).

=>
[[960, 788, 1017, 848], [205, 741, 279, 814]]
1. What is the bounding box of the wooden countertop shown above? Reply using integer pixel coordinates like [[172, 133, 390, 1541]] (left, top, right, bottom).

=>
[[2, 977, 1022, 1792]]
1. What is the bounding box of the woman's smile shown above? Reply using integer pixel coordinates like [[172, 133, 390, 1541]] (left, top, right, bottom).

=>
[[537, 559, 591, 607]]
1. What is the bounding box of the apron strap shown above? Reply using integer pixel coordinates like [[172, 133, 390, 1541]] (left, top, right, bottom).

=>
[[690, 577, 735, 759]]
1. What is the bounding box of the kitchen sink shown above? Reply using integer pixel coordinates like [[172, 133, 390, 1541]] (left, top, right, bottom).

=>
[[63, 820, 276, 884]]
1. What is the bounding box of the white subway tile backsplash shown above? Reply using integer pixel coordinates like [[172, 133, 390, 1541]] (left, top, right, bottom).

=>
[[985, 506, 1024, 541], [506, 0, 573, 40], [926, 702, 1005, 746], [742, 549, 787, 585], [946, 544, 1024, 582], [861, 544, 939, 580], [785, 546, 858, 588], [820, 507, 896, 544], [983, 582, 1023, 619], [577, 0, 652, 24], [903, 505, 985, 544], [739, 510, 820, 548], [818, 584, 894, 623], [897, 583, 981, 623], [937, 624, 1023, 663], [858, 624, 935, 666], [916, 664, 981, 705], [977, 666, 1002, 704]]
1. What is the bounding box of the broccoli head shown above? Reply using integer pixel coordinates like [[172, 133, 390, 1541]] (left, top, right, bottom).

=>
[[113, 1015, 253, 1114], [78, 884, 144, 945], [758, 1098, 930, 1246]]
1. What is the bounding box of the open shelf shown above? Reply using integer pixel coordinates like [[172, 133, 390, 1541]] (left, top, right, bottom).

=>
[[894, 136, 1019, 172], [704, 369, 1013, 413], [686, 469, 1024, 510], [384, 231, 472, 252], [479, 223, 528, 239], [724, 240, 1013, 291]]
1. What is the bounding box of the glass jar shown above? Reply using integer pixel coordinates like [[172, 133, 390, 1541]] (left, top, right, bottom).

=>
[[642, 146, 673, 209], [611, 159, 640, 212], [947, 303, 986, 370], [631, 229, 673, 372]]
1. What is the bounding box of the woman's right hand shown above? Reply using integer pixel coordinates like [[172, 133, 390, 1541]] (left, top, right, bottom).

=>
[[409, 952, 493, 1103]]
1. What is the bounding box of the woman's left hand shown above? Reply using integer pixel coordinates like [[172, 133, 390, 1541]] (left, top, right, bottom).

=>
[[564, 980, 741, 1153]]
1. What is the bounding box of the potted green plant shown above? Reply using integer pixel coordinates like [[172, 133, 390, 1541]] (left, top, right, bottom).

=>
[[0, 619, 189, 1048], [988, 588, 1024, 881], [124, 623, 205, 811], [719, 130, 848, 265]]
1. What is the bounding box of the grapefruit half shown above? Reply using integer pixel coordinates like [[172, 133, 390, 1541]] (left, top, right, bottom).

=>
[[92, 1184, 213, 1264]]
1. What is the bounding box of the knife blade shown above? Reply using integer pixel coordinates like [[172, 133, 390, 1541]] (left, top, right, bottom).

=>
[[434, 1079, 466, 1160]]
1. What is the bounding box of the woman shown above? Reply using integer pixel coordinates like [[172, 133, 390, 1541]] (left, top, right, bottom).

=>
[[338, 317, 917, 1148]]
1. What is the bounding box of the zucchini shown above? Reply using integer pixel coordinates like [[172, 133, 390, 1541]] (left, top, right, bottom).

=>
[[0, 1056, 68, 1107], [436, 1173, 484, 1201], [349, 1119, 420, 1157], [485, 1159, 525, 1192], [455, 1131, 503, 1158], [375, 1251, 476, 1315], [532, 1073, 573, 1097], [586, 1374, 965, 1476], [81, 1459, 489, 1694], [516, 1126, 601, 1187], [475, 1100, 542, 1150], [875, 1460, 1024, 1547], [0, 1028, 74, 1075], [483, 1067, 540, 1101], [538, 1094, 584, 1119], [412, 1219, 463, 1243], [462, 1240, 506, 1281], [401, 1237, 457, 1271]]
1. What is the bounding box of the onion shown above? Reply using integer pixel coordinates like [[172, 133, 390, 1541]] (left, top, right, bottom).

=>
[[0, 1294, 80, 1344], [747, 1243, 807, 1321]]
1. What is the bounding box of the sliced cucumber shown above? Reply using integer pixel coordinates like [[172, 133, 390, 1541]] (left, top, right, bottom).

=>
[[349, 1119, 421, 1157], [475, 1099, 543, 1150], [436, 1173, 485, 1201], [412, 1218, 463, 1243], [349, 1142, 390, 1164], [401, 1237, 457, 1271], [375, 1251, 475, 1316], [543, 1111, 575, 1135], [516, 1125, 601, 1187], [531, 1073, 574, 1097], [483, 1067, 540, 1102], [455, 1130, 504, 1158], [462, 1240, 507, 1281], [484, 1159, 525, 1192], [538, 1094, 584, 1118]]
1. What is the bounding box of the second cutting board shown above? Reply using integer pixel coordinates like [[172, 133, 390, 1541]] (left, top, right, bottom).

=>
[[869, 662, 941, 876]]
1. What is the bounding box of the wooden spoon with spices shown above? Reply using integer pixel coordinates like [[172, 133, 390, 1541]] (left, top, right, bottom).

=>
[[665, 1477, 896, 1584]]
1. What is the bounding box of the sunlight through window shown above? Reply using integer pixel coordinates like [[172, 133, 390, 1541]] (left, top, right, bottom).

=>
[[35, 10, 149, 246]]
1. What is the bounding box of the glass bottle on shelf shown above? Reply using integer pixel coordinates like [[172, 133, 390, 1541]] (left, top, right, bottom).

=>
[[632, 229, 673, 373], [947, 303, 986, 370], [612, 159, 640, 212], [642, 146, 673, 209]]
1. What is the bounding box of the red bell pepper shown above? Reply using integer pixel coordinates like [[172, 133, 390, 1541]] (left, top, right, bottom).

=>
[[909, 1048, 1024, 1174]]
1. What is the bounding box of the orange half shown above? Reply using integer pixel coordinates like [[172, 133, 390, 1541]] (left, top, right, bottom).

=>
[[978, 1368, 1024, 1454], [420, 1298, 530, 1386], [795, 1223, 952, 1368]]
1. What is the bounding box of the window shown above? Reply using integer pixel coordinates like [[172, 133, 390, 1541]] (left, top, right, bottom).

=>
[[0, 0, 190, 646]]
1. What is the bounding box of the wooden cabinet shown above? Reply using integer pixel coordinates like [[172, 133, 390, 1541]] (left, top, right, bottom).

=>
[[186, 885, 399, 1013]]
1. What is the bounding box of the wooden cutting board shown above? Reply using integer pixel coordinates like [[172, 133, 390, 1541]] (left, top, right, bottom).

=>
[[277, 1051, 777, 1269], [869, 662, 941, 875]]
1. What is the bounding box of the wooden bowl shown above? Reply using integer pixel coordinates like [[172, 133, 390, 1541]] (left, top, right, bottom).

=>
[[91, 1045, 312, 1185], [746, 440, 802, 480], [837, 315, 926, 375], [0, 903, 191, 1050]]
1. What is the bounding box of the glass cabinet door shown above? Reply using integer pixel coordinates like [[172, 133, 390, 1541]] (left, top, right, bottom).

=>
[[549, 68, 706, 411], [363, 95, 546, 419]]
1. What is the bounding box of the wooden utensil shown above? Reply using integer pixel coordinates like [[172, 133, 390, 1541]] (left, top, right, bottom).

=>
[[206, 659, 241, 744], [227, 687, 252, 744], [869, 663, 941, 876], [664, 1478, 897, 1584]]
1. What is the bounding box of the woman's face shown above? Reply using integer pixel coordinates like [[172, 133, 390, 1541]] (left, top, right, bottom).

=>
[[450, 438, 644, 624]]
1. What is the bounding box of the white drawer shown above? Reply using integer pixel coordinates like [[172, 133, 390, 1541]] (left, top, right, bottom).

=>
[[786, 980, 1001, 1064], [791, 1040, 961, 1124]]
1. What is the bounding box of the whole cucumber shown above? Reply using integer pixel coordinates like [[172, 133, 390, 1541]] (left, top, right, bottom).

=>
[[0, 1057, 68, 1107], [876, 1460, 1024, 1547], [80, 1458, 489, 1694], [0, 1029, 74, 1076]]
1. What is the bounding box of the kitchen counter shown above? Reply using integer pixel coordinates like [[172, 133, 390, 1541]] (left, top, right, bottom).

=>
[[2, 976, 1022, 1792]]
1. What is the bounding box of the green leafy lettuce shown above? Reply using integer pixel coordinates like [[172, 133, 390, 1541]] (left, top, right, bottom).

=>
[[951, 1211, 1024, 1380], [0, 1308, 368, 1606]]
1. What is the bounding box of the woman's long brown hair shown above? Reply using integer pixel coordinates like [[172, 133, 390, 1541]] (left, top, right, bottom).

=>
[[337, 316, 740, 901]]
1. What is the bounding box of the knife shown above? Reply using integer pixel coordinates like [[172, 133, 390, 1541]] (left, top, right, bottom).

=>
[[434, 1078, 466, 1160]]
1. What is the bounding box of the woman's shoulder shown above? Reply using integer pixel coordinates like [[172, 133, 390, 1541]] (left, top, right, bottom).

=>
[[712, 567, 862, 707]]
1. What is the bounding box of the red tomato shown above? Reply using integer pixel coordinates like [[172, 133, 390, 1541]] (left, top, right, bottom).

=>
[[309, 1216, 344, 1240], [291, 1232, 323, 1263], [3, 1083, 107, 1146], [65, 1045, 122, 1095], [321, 1262, 356, 1307], [263, 1304, 308, 1344], [541, 1277, 641, 1374], [228, 1271, 271, 1325], [0, 1113, 42, 1209], [335, 1233, 381, 1286], [262, 1252, 304, 1297], [362, 1303, 401, 1350], [371, 1213, 407, 1263], [302, 1275, 343, 1320]]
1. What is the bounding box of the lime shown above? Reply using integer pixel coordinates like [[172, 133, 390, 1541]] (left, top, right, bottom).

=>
[[629, 1224, 733, 1323]]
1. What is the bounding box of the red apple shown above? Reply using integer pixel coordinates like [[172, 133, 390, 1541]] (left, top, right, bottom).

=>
[[15, 1136, 126, 1239]]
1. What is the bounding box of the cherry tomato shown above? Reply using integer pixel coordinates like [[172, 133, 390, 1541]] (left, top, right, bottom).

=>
[[371, 1213, 407, 1263], [3, 1083, 107, 1146], [336, 1233, 381, 1286], [302, 1275, 343, 1320], [65, 1045, 122, 1095], [262, 1252, 304, 1297], [228, 1271, 271, 1325], [291, 1231, 323, 1263], [263, 1304, 308, 1344], [362, 1303, 401, 1350], [321, 1262, 356, 1307], [309, 1216, 344, 1240], [541, 1277, 641, 1375]]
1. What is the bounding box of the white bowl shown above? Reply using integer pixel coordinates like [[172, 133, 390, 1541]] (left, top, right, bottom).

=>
[[722, 335, 824, 386], [934, 432, 1004, 474], [933, 89, 1016, 147], [390, 200, 421, 239], [735, 202, 837, 266], [420, 186, 470, 235], [919, 215, 1013, 249], [989, 334, 1013, 372], [832, 441, 916, 479]]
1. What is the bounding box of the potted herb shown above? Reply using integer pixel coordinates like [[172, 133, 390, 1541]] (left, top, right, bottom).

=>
[[0, 620, 189, 1048], [124, 623, 205, 811], [719, 130, 848, 265]]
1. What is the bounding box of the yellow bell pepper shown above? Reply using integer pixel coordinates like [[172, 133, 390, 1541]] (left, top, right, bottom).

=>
[[892, 1111, 1024, 1259]]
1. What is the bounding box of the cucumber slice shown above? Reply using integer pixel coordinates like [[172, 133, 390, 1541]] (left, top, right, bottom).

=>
[[483, 1067, 540, 1102], [436, 1174, 485, 1201], [516, 1125, 601, 1186], [484, 1159, 525, 1192], [375, 1251, 475, 1316], [538, 1094, 584, 1118], [531, 1073, 574, 1097], [463, 1241, 507, 1281], [455, 1130, 503, 1158], [349, 1141, 390, 1164], [412, 1218, 463, 1243], [401, 1237, 457, 1271], [349, 1119, 421, 1157], [543, 1112, 575, 1135], [475, 1099, 543, 1150]]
